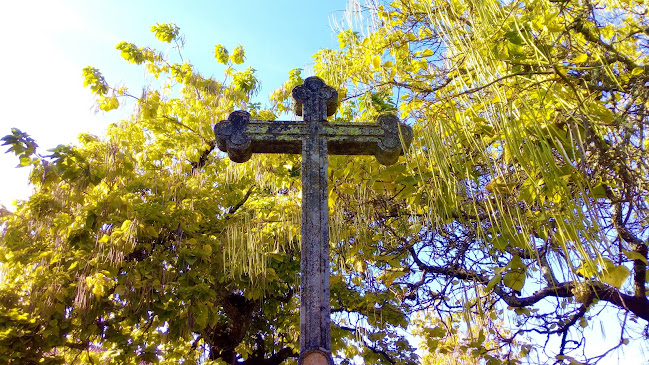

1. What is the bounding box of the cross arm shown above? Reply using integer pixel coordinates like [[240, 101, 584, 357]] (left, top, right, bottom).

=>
[[213, 111, 413, 165]]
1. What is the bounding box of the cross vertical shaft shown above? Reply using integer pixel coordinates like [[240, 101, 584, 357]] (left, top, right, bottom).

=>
[[293, 78, 337, 364], [300, 123, 331, 360]]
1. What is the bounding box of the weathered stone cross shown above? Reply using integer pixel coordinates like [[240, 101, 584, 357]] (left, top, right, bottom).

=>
[[214, 77, 413, 365]]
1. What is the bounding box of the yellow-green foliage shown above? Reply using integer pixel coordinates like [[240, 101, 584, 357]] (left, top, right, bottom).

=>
[[315, 0, 648, 362]]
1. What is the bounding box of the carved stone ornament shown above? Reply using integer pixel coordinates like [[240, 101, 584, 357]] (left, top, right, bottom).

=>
[[292, 76, 339, 121], [376, 113, 414, 165], [213, 110, 252, 163]]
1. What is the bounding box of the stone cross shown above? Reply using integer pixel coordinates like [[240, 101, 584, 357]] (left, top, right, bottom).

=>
[[214, 77, 413, 365]]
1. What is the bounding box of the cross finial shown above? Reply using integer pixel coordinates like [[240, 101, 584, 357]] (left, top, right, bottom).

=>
[[292, 76, 338, 123], [213, 110, 252, 163]]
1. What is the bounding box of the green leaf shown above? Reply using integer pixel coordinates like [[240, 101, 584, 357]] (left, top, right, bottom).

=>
[[493, 42, 509, 59], [503, 271, 525, 292], [202, 244, 212, 255], [577, 261, 598, 278], [372, 55, 381, 68], [151, 23, 180, 43], [99, 95, 119, 111], [214, 44, 229, 64], [19, 155, 32, 167], [601, 265, 630, 289], [426, 325, 446, 338], [590, 183, 608, 199], [492, 235, 507, 250], [486, 274, 502, 292], [194, 303, 208, 330], [114, 285, 126, 296], [623, 250, 648, 264], [231, 45, 246, 65], [121, 220, 132, 231], [115, 42, 145, 64], [591, 103, 615, 124], [572, 53, 588, 64], [631, 67, 644, 76], [82, 66, 109, 95], [380, 270, 406, 287], [508, 255, 526, 270]]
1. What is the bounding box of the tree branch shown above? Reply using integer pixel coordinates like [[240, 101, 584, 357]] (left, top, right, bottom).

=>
[[570, 20, 640, 71], [612, 203, 649, 301], [334, 324, 397, 365], [409, 245, 649, 321], [190, 139, 217, 173], [226, 187, 254, 216]]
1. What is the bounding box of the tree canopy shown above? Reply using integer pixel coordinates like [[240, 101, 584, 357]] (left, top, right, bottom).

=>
[[318, 0, 649, 361], [1, 0, 649, 364]]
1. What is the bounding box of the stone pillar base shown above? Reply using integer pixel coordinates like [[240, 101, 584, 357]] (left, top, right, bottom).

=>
[[298, 349, 334, 365]]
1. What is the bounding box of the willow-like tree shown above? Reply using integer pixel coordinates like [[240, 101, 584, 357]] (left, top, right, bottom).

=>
[[312, 0, 649, 363]]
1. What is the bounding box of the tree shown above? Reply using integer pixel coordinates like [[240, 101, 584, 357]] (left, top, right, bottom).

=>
[[312, 0, 649, 362], [0, 23, 417, 365]]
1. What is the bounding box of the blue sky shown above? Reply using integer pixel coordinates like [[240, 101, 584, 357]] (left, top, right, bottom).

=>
[[0, 0, 350, 208]]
